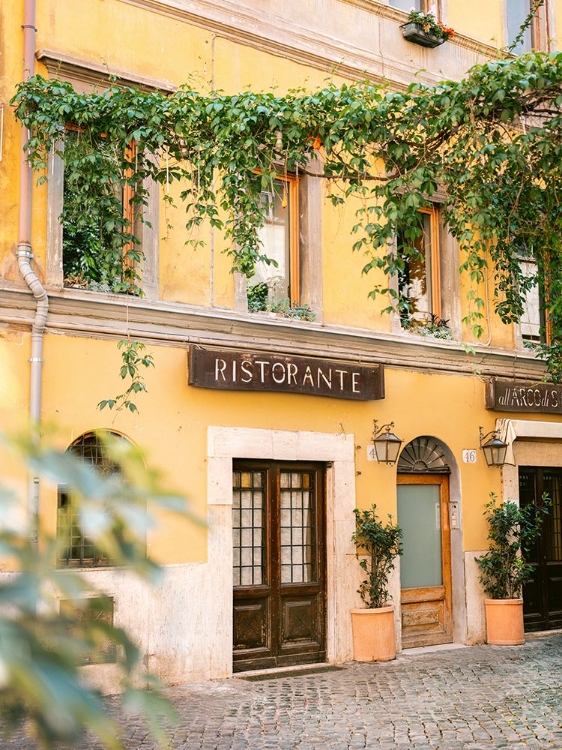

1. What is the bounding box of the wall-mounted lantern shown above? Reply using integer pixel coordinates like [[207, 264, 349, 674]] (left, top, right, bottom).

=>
[[479, 426, 509, 467], [371, 420, 403, 465]]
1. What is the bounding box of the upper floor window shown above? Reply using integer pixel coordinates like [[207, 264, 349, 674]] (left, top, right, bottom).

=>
[[62, 133, 142, 294], [390, 0, 439, 12], [519, 255, 547, 345], [247, 174, 300, 311], [57, 431, 131, 568], [40, 52, 163, 299], [397, 206, 441, 325], [507, 0, 547, 52]]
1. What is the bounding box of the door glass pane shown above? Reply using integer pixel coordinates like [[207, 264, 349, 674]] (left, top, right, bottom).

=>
[[398, 484, 442, 588], [280, 471, 315, 584], [233, 470, 265, 586], [519, 470, 540, 563]]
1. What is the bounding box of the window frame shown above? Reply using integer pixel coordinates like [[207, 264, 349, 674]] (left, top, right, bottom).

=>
[[56, 430, 132, 569], [40, 52, 167, 299], [60, 130, 143, 295], [282, 172, 300, 305], [397, 204, 442, 324], [57, 483, 111, 568], [506, 0, 550, 53], [389, 0, 441, 15], [517, 252, 551, 347], [248, 172, 300, 305], [237, 160, 324, 320]]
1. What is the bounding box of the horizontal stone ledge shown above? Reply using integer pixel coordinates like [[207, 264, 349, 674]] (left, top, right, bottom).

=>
[[0, 286, 545, 381]]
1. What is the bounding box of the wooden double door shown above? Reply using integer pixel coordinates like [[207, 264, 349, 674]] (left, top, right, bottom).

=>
[[397, 474, 453, 648], [519, 467, 562, 631], [232, 461, 326, 672]]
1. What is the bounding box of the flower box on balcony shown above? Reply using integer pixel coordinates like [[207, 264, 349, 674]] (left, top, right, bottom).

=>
[[400, 21, 445, 48]]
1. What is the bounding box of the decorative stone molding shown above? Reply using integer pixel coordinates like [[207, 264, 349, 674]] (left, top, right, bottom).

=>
[[497, 418, 562, 467], [0, 286, 546, 381], [117, 0, 499, 90], [36, 49, 177, 93], [206, 426, 358, 672]]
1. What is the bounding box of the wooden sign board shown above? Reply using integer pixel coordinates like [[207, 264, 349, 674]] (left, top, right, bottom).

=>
[[486, 379, 562, 414], [188, 346, 385, 401]]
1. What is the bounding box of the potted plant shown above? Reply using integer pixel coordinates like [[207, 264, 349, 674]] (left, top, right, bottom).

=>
[[476, 493, 549, 645], [400, 10, 455, 48], [351, 504, 402, 661]]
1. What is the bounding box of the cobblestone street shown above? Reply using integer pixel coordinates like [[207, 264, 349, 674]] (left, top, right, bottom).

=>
[[5, 635, 562, 749]]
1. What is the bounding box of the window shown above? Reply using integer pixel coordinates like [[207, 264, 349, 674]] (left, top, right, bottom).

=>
[[519, 255, 548, 345], [57, 431, 129, 568], [62, 134, 142, 294], [389, 0, 437, 12], [40, 52, 163, 299], [507, 0, 547, 53], [397, 206, 441, 324], [247, 174, 300, 310]]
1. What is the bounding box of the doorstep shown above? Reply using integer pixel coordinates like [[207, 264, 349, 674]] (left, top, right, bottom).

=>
[[398, 642, 469, 658], [525, 628, 562, 640], [234, 664, 346, 681]]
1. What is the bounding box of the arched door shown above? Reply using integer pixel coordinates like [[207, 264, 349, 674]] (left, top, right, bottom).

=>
[[397, 437, 453, 648]]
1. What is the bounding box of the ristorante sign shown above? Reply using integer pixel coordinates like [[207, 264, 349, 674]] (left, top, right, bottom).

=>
[[486, 379, 562, 414], [188, 346, 385, 401]]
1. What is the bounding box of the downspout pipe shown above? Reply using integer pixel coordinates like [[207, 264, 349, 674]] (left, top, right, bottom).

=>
[[17, 0, 47, 545]]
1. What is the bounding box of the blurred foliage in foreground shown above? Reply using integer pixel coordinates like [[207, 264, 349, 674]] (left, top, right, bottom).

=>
[[0, 431, 202, 749]]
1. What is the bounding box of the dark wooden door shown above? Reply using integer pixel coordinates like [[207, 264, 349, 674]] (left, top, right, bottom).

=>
[[232, 461, 326, 672], [519, 467, 562, 631], [397, 474, 452, 648]]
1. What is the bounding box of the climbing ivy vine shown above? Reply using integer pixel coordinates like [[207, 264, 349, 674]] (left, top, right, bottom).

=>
[[11, 12, 562, 378], [98, 340, 154, 414]]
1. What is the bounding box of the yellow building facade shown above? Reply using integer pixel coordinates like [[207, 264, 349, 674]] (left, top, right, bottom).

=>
[[1, 0, 562, 687]]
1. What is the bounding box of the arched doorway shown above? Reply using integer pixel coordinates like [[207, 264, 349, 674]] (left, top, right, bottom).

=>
[[397, 437, 453, 648]]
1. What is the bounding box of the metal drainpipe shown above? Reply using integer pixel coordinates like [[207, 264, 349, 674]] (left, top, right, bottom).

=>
[[17, 0, 47, 546]]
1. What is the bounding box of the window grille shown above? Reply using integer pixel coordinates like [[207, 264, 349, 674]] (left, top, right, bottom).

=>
[[233, 469, 265, 587], [57, 431, 125, 568]]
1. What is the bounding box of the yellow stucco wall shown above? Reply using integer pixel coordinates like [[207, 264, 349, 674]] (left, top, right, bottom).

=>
[[1, 0, 551, 333], [1, 322, 556, 561], [448, 0, 505, 48], [1, 0, 559, 570], [3, 330, 528, 562]]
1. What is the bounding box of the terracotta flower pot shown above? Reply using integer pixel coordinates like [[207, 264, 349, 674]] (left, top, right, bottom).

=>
[[351, 605, 396, 661], [484, 598, 524, 645]]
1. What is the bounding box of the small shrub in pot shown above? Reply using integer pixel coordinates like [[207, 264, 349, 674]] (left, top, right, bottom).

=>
[[352, 504, 403, 608]]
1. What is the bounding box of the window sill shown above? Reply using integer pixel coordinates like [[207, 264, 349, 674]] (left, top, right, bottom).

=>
[[249, 309, 317, 323], [0, 283, 547, 381]]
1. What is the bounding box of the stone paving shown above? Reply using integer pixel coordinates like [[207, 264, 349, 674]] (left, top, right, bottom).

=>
[[4, 635, 562, 749]]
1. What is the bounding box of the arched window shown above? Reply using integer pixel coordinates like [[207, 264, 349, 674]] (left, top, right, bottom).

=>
[[57, 430, 129, 568], [398, 436, 450, 474]]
